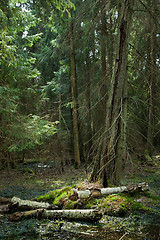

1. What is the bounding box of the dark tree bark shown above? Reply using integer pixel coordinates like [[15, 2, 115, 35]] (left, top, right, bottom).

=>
[[85, 52, 93, 163], [147, 0, 157, 155], [69, 15, 81, 168], [90, 0, 134, 186], [101, 0, 107, 125]]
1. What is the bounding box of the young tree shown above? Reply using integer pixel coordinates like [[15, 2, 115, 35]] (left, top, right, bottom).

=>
[[69, 14, 81, 168], [146, 0, 158, 155]]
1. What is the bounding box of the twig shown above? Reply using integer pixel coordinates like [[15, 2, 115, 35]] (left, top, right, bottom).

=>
[[119, 232, 128, 240]]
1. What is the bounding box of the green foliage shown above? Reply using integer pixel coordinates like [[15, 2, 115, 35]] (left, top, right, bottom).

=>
[[0, 87, 58, 161], [0, 0, 55, 166], [8, 114, 58, 153], [41, 64, 69, 99], [1, 0, 160, 173]]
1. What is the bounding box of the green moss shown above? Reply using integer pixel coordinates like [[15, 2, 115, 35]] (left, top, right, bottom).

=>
[[99, 193, 154, 217], [83, 199, 97, 209], [35, 186, 75, 204], [140, 191, 160, 200], [63, 199, 80, 209], [34, 185, 156, 216], [52, 187, 76, 206], [35, 191, 56, 203], [130, 201, 150, 212], [23, 168, 34, 174], [53, 191, 70, 206], [101, 194, 128, 216]]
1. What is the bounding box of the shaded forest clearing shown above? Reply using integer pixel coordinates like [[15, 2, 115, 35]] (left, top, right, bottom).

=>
[[0, 155, 160, 239]]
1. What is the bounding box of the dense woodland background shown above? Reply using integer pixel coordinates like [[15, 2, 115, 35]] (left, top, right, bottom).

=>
[[0, 0, 160, 186]]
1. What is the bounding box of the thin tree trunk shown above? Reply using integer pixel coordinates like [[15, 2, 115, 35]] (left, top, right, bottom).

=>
[[56, 134, 64, 172], [56, 92, 64, 172], [147, 0, 157, 155], [69, 16, 81, 168], [85, 53, 93, 162], [107, 11, 114, 80], [101, 0, 107, 125]]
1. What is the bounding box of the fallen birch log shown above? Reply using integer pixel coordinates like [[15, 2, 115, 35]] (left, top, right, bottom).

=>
[[9, 209, 42, 221], [8, 183, 149, 213], [0, 197, 11, 204], [43, 209, 102, 221], [9, 196, 57, 211], [77, 182, 149, 199], [9, 209, 102, 222]]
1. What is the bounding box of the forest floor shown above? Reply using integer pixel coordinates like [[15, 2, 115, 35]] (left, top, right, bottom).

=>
[[0, 158, 91, 200], [0, 155, 160, 198], [0, 156, 160, 240]]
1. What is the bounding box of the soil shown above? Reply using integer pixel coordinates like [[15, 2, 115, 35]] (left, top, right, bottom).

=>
[[0, 155, 160, 198], [0, 161, 88, 199], [0, 157, 160, 240]]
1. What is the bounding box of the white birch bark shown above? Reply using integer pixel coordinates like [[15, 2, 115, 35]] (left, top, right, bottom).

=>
[[43, 209, 102, 221], [10, 196, 56, 211], [9, 209, 102, 222], [77, 182, 148, 199]]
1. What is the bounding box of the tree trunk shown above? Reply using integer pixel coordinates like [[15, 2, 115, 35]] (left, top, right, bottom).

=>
[[107, 11, 114, 81], [91, 0, 134, 186], [147, 0, 157, 155], [89, 0, 108, 185], [56, 134, 64, 173], [85, 53, 93, 163], [69, 15, 81, 168], [101, 0, 107, 125], [56, 88, 64, 172]]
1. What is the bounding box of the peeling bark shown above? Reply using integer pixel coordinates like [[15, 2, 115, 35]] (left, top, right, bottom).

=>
[[4, 182, 148, 222], [9, 196, 57, 211], [77, 182, 148, 199], [9, 209, 102, 222], [43, 209, 102, 221]]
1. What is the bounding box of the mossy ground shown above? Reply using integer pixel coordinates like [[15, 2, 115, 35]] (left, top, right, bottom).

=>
[[100, 193, 154, 216], [35, 186, 75, 204], [34, 184, 158, 217], [0, 156, 160, 218], [0, 158, 160, 239]]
